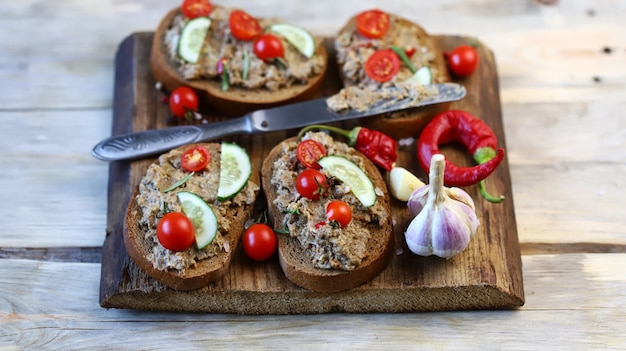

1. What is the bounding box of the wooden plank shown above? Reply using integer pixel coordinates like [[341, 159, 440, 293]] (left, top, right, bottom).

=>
[[98, 32, 523, 313], [2, 254, 626, 349]]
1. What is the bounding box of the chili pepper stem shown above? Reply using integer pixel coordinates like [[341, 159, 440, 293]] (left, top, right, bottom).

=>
[[478, 180, 504, 203], [474, 146, 504, 202], [297, 124, 360, 145]]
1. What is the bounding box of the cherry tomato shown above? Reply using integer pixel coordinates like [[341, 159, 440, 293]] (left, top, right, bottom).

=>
[[156, 212, 195, 252], [404, 46, 416, 58], [445, 45, 479, 78], [326, 200, 352, 228], [181, 0, 214, 19], [364, 49, 401, 83], [296, 169, 328, 200], [253, 34, 285, 61], [243, 223, 277, 261], [296, 140, 327, 169], [181, 146, 210, 172], [229, 9, 262, 41], [169, 86, 199, 118], [356, 9, 390, 39]]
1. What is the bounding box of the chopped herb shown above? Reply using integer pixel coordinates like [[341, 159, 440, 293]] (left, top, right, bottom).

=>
[[162, 172, 194, 193], [390, 45, 416, 74], [242, 50, 250, 80], [285, 208, 300, 215], [275, 222, 290, 235]]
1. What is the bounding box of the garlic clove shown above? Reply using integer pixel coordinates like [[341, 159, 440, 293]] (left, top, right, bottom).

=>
[[448, 187, 476, 211], [388, 166, 426, 202], [407, 184, 429, 217]]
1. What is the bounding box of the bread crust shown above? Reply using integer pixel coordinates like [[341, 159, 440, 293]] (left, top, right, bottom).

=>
[[335, 13, 451, 139], [123, 143, 260, 291], [261, 136, 394, 293], [150, 8, 328, 117]]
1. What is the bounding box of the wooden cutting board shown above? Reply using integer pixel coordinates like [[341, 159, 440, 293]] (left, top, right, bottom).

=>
[[99, 32, 524, 314]]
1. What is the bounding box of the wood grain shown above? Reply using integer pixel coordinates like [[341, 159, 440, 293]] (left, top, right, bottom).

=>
[[99, 32, 523, 313], [3, 254, 626, 349]]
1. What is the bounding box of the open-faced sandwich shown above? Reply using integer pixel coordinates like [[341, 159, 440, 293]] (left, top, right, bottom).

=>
[[261, 131, 394, 292], [334, 9, 451, 139], [150, 0, 328, 116], [124, 142, 260, 290]]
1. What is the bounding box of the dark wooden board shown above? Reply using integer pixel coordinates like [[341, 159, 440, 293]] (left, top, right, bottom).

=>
[[100, 32, 524, 314]]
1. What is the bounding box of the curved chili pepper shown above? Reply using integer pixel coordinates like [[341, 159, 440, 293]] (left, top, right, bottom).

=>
[[297, 124, 398, 171], [417, 110, 505, 203]]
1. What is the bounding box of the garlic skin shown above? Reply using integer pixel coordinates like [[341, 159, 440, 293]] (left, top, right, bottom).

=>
[[404, 154, 480, 259]]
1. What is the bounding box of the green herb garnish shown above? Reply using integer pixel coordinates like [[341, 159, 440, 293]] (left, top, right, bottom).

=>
[[162, 172, 195, 193]]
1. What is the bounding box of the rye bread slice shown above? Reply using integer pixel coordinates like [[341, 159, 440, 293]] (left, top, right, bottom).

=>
[[335, 12, 451, 139], [261, 136, 394, 293], [123, 143, 260, 291], [150, 7, 328, 117]]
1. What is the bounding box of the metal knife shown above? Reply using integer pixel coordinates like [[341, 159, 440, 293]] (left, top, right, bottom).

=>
[[92, 82, 466, 161]]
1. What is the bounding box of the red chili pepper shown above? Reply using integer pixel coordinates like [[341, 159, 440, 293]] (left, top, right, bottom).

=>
[[297, 124, 398, 171], [417, 110, 505, 203]]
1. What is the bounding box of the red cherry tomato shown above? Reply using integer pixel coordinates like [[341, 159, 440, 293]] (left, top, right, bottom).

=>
[[169, 86, 199, 118], [356, 9, 390, 39], [181, 146, 210, 172], [181, 0, 214, 19], [156, 212, 195, 252], [296, 140, 327, 169], [243, 223, 277, 261], [326, 200, 352, 228], [364, 49, 401, 83], [445, 45, 479, 77], [253, 34, 285, 61], [229, 9, 262, 41], [296, 169, 328, 200]]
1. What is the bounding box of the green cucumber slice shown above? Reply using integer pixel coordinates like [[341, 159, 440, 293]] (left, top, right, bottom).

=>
[[407, 66, 432, 85], [217, 143, 252, 201], [178, 17, 211, 63], [177, 191, 218, 249], [318, 155, 377, 207], [269, 23, 315, 58]]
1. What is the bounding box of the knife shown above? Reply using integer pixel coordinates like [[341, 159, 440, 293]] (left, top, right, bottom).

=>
[[92, 82, 465, 161]]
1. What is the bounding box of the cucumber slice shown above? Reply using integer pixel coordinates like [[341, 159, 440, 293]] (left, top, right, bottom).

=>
[[269, 23, 315, 58], [407, 66, 432, 85], [217, 143, 252, 201], [318, 155, 377, 207], [178, 17, 211, 63], [177, 191, 218, 249]]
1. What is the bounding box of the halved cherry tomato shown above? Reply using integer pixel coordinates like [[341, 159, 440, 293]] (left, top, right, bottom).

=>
[[364, 49, 401, 83], [445, 44, 479, 77], [229, 9, 262, 41], [181, 0, 214, 19], [181, 146, 210, 172], [253, 34, 285, 61], [157, 212, 195, 252], [356, 9, 390, 39], [326, 200, 352, 228], [243, 223, 277, 261], [296, 169, 328, 200], [169, 86, 199, 119], [296, 140, 327, 169]]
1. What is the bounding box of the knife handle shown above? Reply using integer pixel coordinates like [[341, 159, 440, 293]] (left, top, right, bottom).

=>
[[91, 125, 203, 161]]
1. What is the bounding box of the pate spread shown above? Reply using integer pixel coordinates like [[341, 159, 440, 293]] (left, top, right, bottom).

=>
[[326, 81, 438, 112], [270, 132, 389, 271], [133, 147, 259, 273], [164, 6, 326, 91]]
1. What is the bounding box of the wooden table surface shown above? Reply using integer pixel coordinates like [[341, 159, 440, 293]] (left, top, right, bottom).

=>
[[1, 0, 625, 349]]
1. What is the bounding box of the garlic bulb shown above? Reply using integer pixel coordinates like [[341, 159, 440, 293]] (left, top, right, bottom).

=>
[[405, 154, 479, 259]]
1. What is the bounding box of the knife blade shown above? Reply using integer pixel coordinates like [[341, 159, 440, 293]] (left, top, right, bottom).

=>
[[92, 82, 465, 161]]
